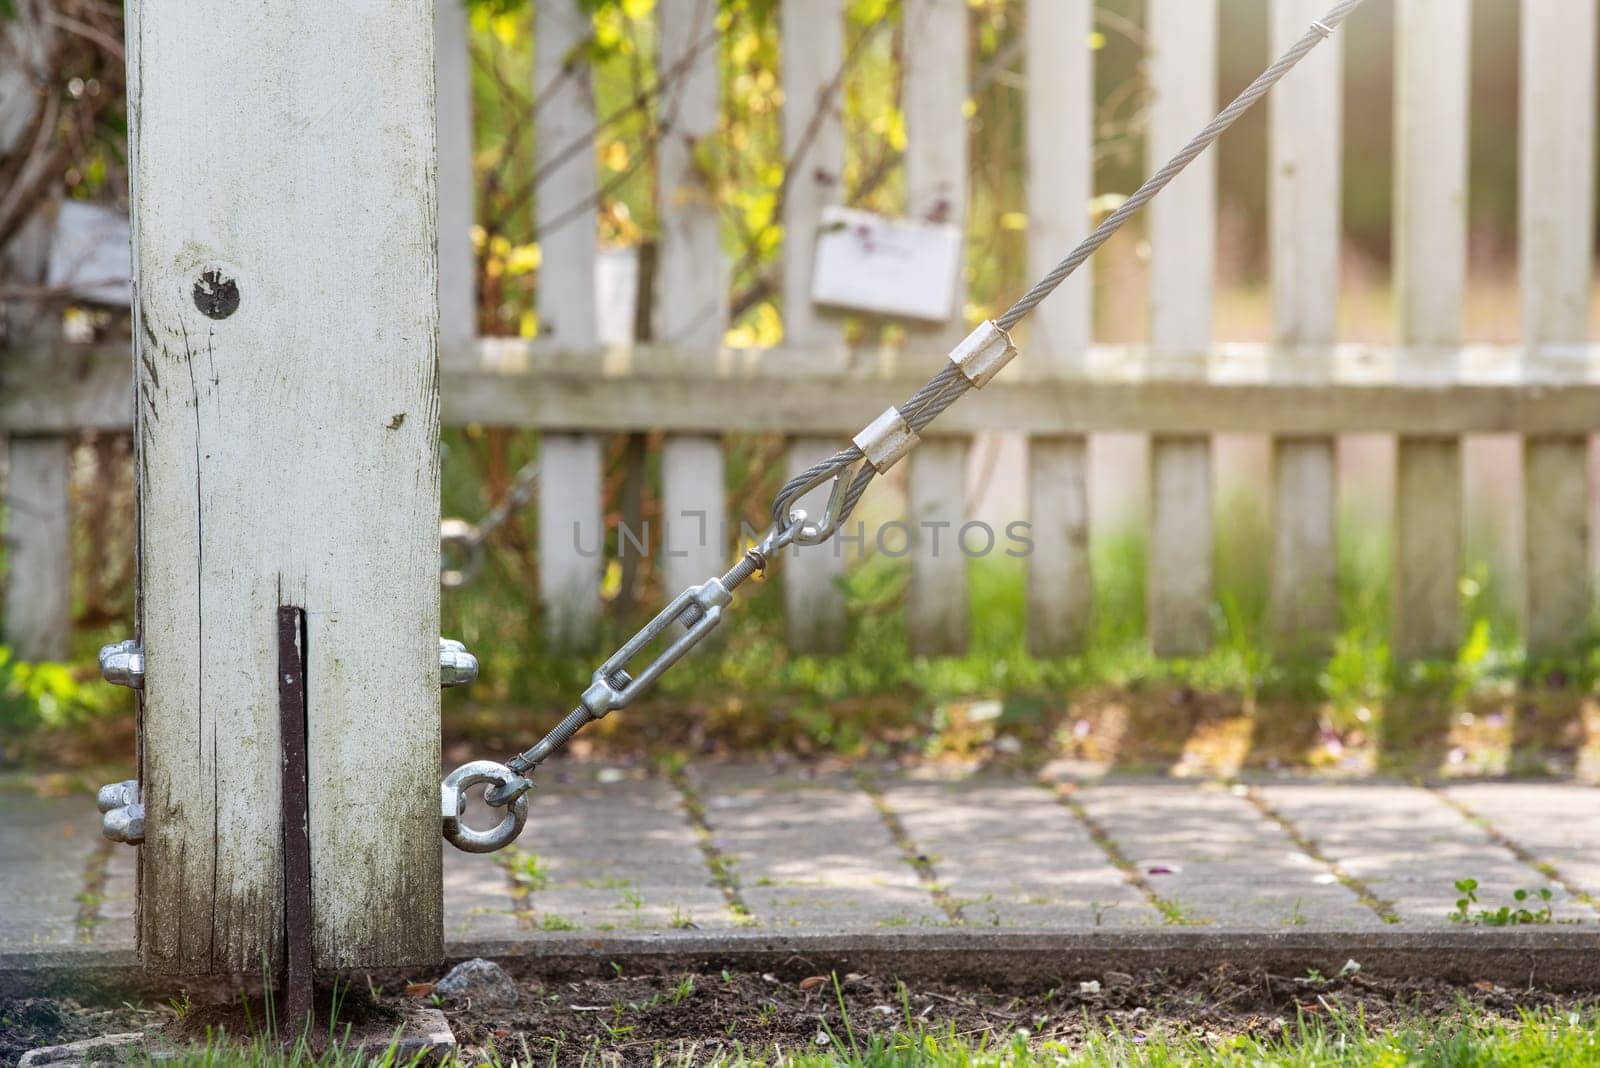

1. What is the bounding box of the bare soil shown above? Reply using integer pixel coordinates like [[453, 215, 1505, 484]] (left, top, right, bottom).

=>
[[438, 964, 1596, 1064], [6, 965, 1598, 1065]]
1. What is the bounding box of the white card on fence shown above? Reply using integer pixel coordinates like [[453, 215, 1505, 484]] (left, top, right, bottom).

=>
[[810, 207, 961, 322]]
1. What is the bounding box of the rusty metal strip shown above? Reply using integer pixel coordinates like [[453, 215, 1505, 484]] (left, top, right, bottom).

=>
[[277, 605, 313, 1029]]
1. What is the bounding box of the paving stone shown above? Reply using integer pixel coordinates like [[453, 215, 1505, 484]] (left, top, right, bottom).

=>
[[1075, 782, 1379, 928], [693, 766, 942, 929], [0, 789, 101, 947], [1257, 784, 1563, 925], [879, 775, 1154, 927], [95, 842, 137, 946], [1440, 783, 1600, 911], [443, 846, 523, 940], [502, 767, 733, 932]]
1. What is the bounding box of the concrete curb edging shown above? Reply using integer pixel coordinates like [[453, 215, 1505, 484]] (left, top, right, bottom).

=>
[[6, 929, 1600, 999]]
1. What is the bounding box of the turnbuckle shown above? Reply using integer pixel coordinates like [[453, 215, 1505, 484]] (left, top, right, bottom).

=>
[[441, 575, 738, 852]]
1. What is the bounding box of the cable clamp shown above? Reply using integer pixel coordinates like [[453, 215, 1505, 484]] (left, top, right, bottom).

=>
[[947, 320, 1018, 389], [853, 406, 920, 474]]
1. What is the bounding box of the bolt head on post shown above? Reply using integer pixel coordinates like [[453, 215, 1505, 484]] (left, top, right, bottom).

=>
[[440, 638, 478, 687], [98, 639, 145, 689]]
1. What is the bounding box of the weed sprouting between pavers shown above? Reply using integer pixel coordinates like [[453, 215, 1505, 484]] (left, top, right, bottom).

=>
[[1430, 785, 1600, 918], [1447, 878, 1557, 926]]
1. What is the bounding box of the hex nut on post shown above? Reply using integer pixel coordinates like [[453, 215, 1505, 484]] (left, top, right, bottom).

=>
[[440, 638, 478, 687], [103, 803, 145, 845], [97, 779, 139, 814], [98, 639, 145, 689]]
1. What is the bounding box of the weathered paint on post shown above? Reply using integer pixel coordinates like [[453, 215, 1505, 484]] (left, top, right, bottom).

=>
[[129, 1, 442, 972]]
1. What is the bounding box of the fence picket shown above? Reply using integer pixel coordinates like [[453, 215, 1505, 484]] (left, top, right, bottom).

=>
[[1, 11, 70, 664], [1393, 0, 1468, 659], [1024, 0, 1093, 654], [536, 0, 604, 648], [780, 0, 848, 652], [4, 433, 71, 661], [1146, 0, 1217, 656], [1268, 0, 1343, 646], [1028, 437, 1090, 654], [657, 0, 728, 595], [904, 0, 971, 655], [908, 438, 969, 653], [1519, 0, 1596, 654]]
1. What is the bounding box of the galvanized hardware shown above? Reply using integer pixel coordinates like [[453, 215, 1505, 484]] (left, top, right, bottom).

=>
[[442, 760, 530, 853], [947, 320, 1017, 389], [443, 0, 1362, 852], [769, 457, 866, 547], [98, 639, 145, 689], [98, 779, 144, 845], [440, 638, 478, 687], [97, 779, 138, 813], [439, 518, 482, 590], [103, 803, 145, 845], [853, 407, 920, 474], [439, 459, 540, 589]]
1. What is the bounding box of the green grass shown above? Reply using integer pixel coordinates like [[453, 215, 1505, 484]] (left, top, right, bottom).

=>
[[122, 1007, 1600, 1066]]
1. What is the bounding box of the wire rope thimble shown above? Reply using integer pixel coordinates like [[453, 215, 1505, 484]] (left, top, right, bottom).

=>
[[442, 760, 530, 853], [947, 320, 1018, 389]]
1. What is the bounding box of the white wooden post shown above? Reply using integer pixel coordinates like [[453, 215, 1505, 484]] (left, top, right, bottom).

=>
[[904, 0, 971, 655], [436, 0, 476, 359], [536, 0, 604, 648], [130, 1, 441, 973], [1146, 0, 1217, 656], [1, 4, 71, 664], [780, 0, 849, 653], [1392, 0, 1467, 659], [1519, 0, 1596, 655], [1024, 0, 1093, 654], [1268, 0, 1342, 648], [657, 0, 728, 596]]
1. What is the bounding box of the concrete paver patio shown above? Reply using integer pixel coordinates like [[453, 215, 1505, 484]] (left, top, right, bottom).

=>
[[5, 765, 1598, 956]]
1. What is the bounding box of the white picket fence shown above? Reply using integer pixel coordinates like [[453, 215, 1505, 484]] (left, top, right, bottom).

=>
[[4, 0, 1599, 664]]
